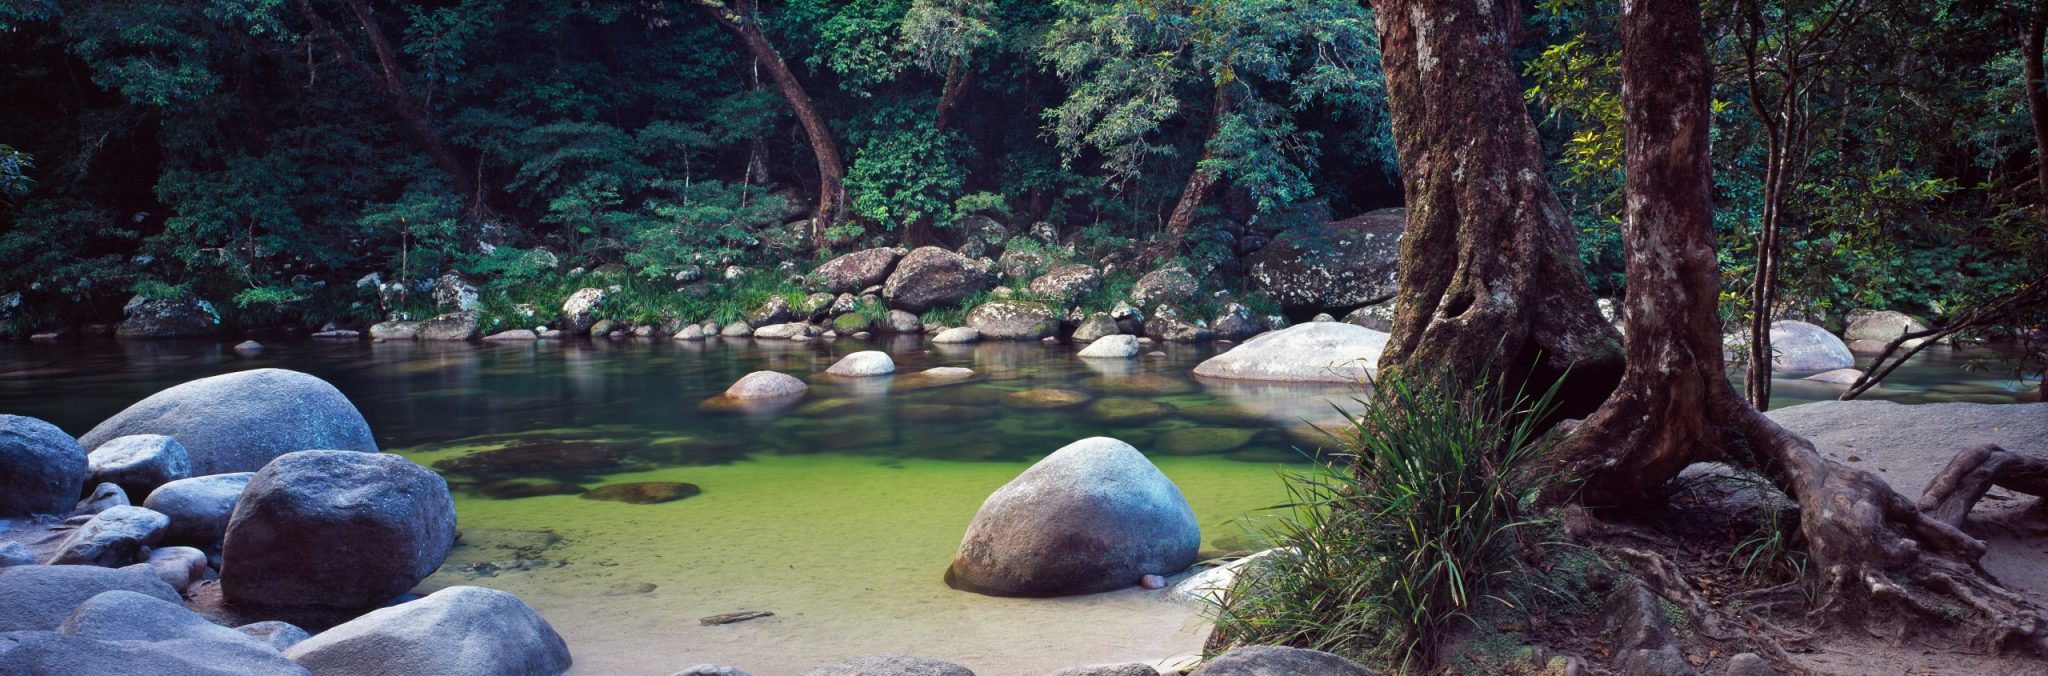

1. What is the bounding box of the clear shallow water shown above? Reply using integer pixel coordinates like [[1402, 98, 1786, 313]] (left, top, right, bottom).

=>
[[0, 336, 2033, 673]]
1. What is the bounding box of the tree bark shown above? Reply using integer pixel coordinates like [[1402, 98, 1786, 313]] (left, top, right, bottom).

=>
[[300, 0, 481, 210], [1368, 0, 1622, 399], [935, 55, 973, 134], [1162, 84, 1231, 245], [1556, 0, 2048, 651], [2025, 0, 2048, 224], [695, 0, 845, 250]]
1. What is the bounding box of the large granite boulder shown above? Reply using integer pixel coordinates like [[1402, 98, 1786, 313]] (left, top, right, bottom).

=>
[[142, 472, 256, 546], [47, 506, 169, 567], [78, 369, 378, 476], [1193, 322, 1389, 383], [282, 586, 570, 676], [965, 301, 1059, 340], [1843, 309, 1931, 347], [417, 310, 481, 341], [803, 654, 974, 676], [0, 414, 89, 516], [947, 437, 1200, 597], [1245, 209, 1404, 313], [1129, 268, 1197, 310], [117, 295, 222, 339], [86, 434, 191, 498], [724, 371, 809, 399], [220, 451, 457, 608], [1191, 646, 1380, 676], [0, 564, 181, 632], [1725, 320, 1854, 371], [815, 247, 908, 293], [826, 351, 896, 377], [560, 287, 607, 334], [882, 247, 996, 313], [1029, 265, 1102, 301]]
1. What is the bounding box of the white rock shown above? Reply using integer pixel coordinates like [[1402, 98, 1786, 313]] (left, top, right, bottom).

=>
[[826, 351, 896, 377], [1077, 334, 1140, 359], [931, 327, 981, 344], [1191, 323, 1388, 383]]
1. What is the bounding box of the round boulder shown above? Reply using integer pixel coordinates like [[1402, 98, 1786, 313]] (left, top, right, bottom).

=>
[[1129, 268, 1197, 310], [1192, 323, 1389, 383], [86, 434, 191, 498], [931, 327, 981, 344], [966, 301, 1059, 340], [882, 247, 997, 313], [1726, 320, 1854, 372], [221, 451, 457, 608], [1077, 334, 1140, 359], [725, 371, 809, 399], [827, 351, 897, 377], [282, 586, 571, 676], [1029, 265, 1103, 301], [560, 287, 607, 334], [0, 414, 90, 516], [1844, 309, 1931, 347], [1191, 646, 1380, 676], [946, 437, 1200, 597], [78, 369, 377, 476], [142, 472, 256, 546], [882, 309, 924, 334], [815, 247, 908, 293]]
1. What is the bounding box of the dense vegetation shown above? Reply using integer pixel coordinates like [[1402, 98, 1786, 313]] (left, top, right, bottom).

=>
[[1, 0, 2039, 344]]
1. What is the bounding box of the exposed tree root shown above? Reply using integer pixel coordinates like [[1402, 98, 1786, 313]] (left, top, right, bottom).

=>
[[1920, 444, 2048, 528]]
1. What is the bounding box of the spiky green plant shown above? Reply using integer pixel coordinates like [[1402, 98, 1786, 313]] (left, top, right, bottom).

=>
[[1208, 362, 1563, 671]]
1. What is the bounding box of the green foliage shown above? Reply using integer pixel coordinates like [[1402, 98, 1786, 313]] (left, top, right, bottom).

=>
[[0, 145, 32, 201], [1208, 362, 1564, 670], [846, 119, 966, 229]]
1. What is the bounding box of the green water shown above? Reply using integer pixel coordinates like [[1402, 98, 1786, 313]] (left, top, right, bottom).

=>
[[0, 335, 2033, 673]]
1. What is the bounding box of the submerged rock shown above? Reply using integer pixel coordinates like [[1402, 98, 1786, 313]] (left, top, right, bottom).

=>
[[221, 451, 457, 609], [283, 586, 571, 676], [0, 414, 90, 516], [1081, 374, 1197, 395], [1002, 389, 1093, 409], [479, 480, 588, 500], [1156, 427, 1256, 455], [143, 472, 256, 546], [1804, 368, 1865, 386], [1192, 322, 1388, 383], [580, 482, 701, 504], [1084, 398, 1174, 425], [947, 437, 1200, 597], [78, 368, 378, 476]]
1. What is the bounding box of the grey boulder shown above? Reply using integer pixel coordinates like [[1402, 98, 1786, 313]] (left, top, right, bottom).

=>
[[803, 654, 974, 676], [283, 585, 571, 676], [1725, 320, 1854, 372], [882, 247, 996, 313], [221, 451, 456, 608], [1191, 646, 1380, 676], [0, 542, 33, 567], [86, 434, 191, 497], [0, 628, 308, 676], [724, 371, 809, 399], [117, 295, 223, 338], [1192, 323, 1389, 383], [47, 506, 168, 567], [1245, 209, 1404, 314], [815, 247, 908, 293], [78, 368, 378, 476], [966, 301, 1060, 340], [1129, 268, 1197, 310], [947, 437, 1199, 597], [827, 351, 896, 377], [417, 310, 481, 341], [1028, 265, 1102, 301], [143, 472, 255, 546], [0, 564, 181, 632], [0, 414, 89, 516], [1076, 335, 1140, 359]]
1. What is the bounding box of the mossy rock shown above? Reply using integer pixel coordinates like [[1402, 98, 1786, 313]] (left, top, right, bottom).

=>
[[832, 313, 873, 333], [1082, 374, 1199, 396], [898, 404, 995, 423], [580, 482, 702, 504], [433, 442, 627, 478], [478, 480, 587, 500], [1178, 403, 1269, 426], [1002, 388, 1094, 409], [1156, 427, 1257, 455], [1084, 398, 1176, 424]]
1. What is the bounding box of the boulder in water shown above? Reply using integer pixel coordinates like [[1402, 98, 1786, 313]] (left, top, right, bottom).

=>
[[827, 351, 896, 377], [1077, 334, 1139, 359], [724, 371, 809, 399], [947, 437, 1200, 597], [78, 369, 378, 476], [1192, 323, 1388, 383], [220, 451, 457, 609]]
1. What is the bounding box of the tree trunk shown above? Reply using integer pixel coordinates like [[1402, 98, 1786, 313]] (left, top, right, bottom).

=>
[[935, 55, 972, 134], [696, 0, 845, 250], [1368, 0, 1623, 399], [1557, 0, 2048, 650], [1162, 85, 1231, 245], [296, 0, 480, 211], [2025, 0, 2048, 224]]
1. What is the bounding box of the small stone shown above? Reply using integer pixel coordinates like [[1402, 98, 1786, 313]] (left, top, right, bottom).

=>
[[233, 340, 263, 353], [580, 482, 702, 505], [1139, 575, 1166, 589]]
